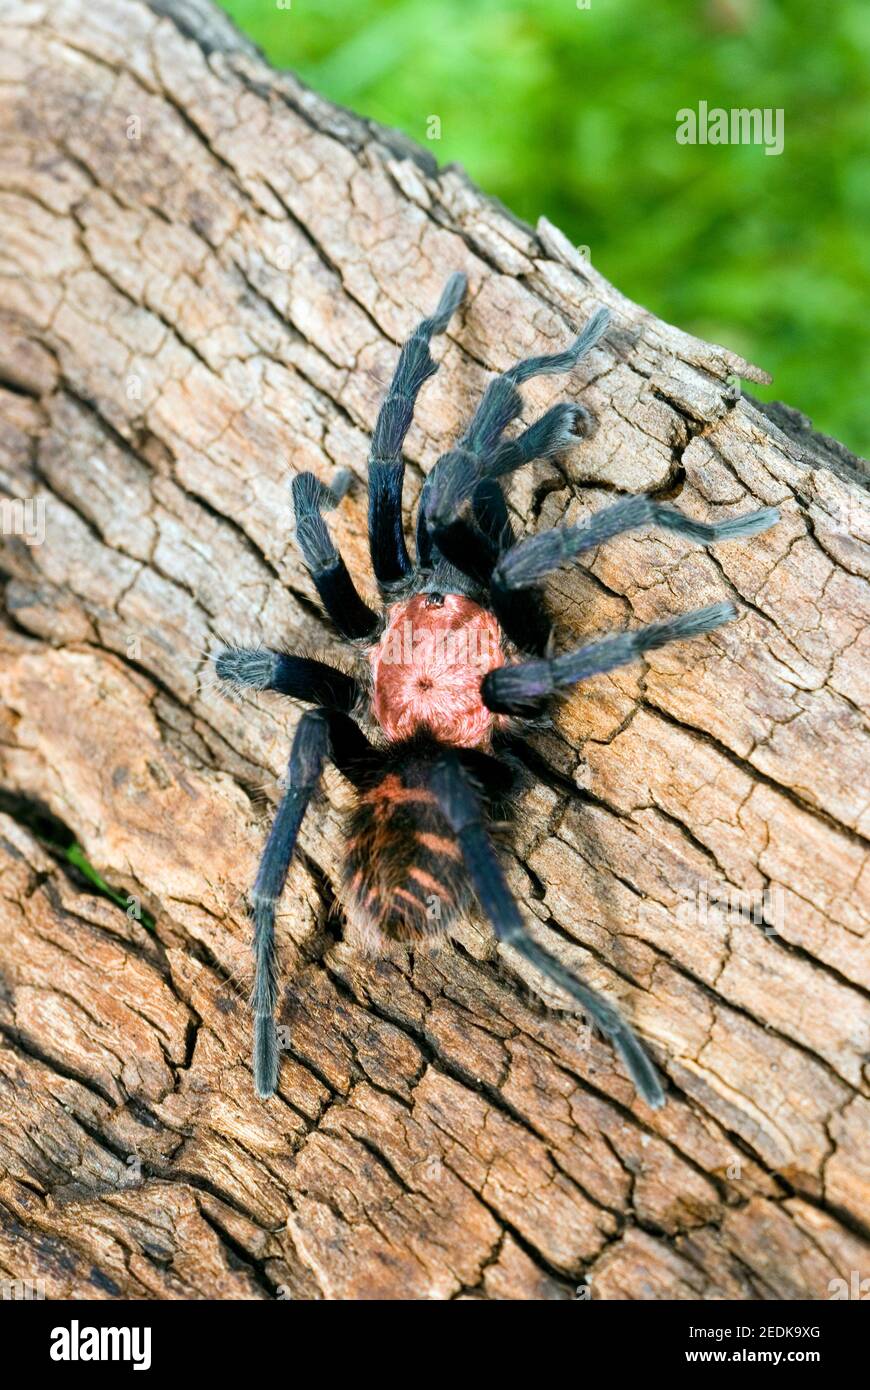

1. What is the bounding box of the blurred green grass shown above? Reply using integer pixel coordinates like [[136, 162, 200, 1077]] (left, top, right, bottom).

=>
[[218, 0, 869, 455]]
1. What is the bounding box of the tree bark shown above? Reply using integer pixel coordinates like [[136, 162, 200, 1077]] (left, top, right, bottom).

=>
[[0, 0, 867, 1301]]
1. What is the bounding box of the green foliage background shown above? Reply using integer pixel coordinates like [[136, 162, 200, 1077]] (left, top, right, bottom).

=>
[[218, 0, 869, 454]]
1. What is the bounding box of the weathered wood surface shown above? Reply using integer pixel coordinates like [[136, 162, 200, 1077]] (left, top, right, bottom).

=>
[[0, 0, 867, 1301]]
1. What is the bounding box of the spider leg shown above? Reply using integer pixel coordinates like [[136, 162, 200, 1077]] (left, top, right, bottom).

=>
[[291, 472, 379, 640], [488, 577, 554, 656], [492, 494, 780, 592], [424, 508, 502, 589], [417, 308, 609, 571], [488, 494, 777, 657], [368, 271, 468, 588], [430, 751, 664, 1108], [425, 479, 553, 653], [249, 708, 375, 1098], [214, 647, 361, 713], [483, 601, 736, 715], [471, 475, 514, 556]]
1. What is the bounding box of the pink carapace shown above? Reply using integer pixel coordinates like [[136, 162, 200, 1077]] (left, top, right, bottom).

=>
[[369, 591, 505, 747]]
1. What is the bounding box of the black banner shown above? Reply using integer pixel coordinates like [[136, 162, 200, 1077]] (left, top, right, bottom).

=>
[[5, 1295, 862, 1376]]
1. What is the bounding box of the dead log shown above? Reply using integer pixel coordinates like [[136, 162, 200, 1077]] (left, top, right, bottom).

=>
[[0, 0, 867, 1301]]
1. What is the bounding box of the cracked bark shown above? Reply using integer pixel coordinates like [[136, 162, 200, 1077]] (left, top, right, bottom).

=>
[[0, 0, 868, 1301]]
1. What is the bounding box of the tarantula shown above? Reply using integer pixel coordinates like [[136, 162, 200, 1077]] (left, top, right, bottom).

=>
[[214, 272, 777, 1105]]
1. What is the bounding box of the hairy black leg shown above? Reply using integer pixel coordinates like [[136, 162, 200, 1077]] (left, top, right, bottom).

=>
[[430, 752, 664, 1108], [459, 306, 608, 465], [368, 271, 468, 587], [418, 407, 584, 572], [485, 401, 590, 477], [471, 477, 514, 555], [250, 708, 375, 1098], [214, 647, 361, 713], [458, 744, 518, 802], [469, 476, 552, 654], [483, 602, 735, 715], [488, 494, 777, 656], [492, 494, 780, 591], [424, 516, 501, 589], [428, 497, 553, 653], [417, 307, 609, 571], [291, 472, 379, 640], [421, 502, 553, 655], [489, 579, 554, 657], [415, 477, 515, 590]]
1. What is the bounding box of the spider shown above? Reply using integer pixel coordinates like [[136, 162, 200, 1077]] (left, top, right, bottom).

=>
[[214, 272, 778, 1106]]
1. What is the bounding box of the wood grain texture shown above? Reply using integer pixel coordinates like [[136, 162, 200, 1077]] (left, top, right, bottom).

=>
[[0, 0, 867, 1301]]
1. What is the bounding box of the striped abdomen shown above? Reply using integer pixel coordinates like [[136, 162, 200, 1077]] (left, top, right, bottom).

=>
[[341, 758, 467, 952]]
